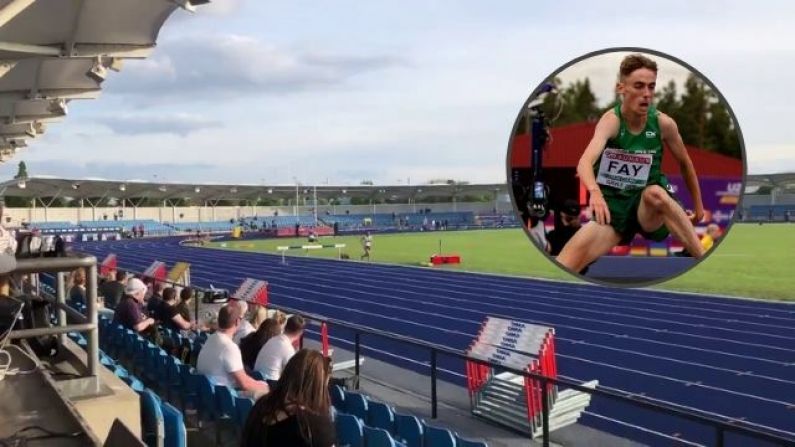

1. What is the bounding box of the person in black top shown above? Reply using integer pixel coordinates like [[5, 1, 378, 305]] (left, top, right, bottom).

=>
[[146, 282, 165, 317], [112, 278, 155, 333], [68, 268, 87, 307], [155, 287, 193, 331], [547, 200, 583, 256], [240, 318, 282, 371], [176, 287, 194, 323], [100, 270, 126, 309], [241, 349, 335, 447]]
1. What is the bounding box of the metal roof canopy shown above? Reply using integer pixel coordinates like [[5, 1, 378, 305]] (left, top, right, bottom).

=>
[[0, 0, 208, 161], [0, 177, 509, 204], [745, 173, 795, 191]]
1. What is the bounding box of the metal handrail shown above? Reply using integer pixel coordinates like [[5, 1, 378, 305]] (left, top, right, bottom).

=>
[[9, 255, 100, 382], [109, 265, 795, 447]]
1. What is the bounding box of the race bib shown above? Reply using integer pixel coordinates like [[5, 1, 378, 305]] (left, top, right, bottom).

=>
[[596, 148, 652, 190]]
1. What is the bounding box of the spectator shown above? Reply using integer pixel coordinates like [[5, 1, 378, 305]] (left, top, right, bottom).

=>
[[701, 223, 722, 252], [250, 305, 269, 330], [176, 287, 194, 323], [68, 268, 87, 307], [547, 200, 583, 256], [254, 315, 305, 387], [146, 282, 166, 317], [112, 278, 155, 333], [240, 318, 282, 371], [155, 287, 193, 331], [241, 349, 335, 447], [100, 270, 126, 309], [196, 304, 269, 395], [53, 234, 65, 257], [233, 300, 256, 344]]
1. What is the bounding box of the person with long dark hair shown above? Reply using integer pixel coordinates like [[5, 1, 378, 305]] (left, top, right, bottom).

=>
[[241, 349, 335, 447], [240, 318, 282, 371]]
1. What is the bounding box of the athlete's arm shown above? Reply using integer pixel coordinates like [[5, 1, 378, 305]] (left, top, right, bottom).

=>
[[659, 113, 704, 224], [577, 111, 620, 225]]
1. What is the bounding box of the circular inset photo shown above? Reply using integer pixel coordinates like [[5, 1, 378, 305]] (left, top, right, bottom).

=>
[[507, 48, 744, 286]]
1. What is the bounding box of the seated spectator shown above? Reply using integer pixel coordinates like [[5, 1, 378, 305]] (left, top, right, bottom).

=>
[[233, 300, 256, 344], [100, 270, 126, 309], [241, 349, 334, 447], [250, 305, 269, 330], [176, 287, 193, 323], [254, 315, 305, 387], [146, 282, 166, 317], [69, 268, 87, 307], [196, 304, 269, 395], [112, 278, 155, 333], [155, 287, 194, 331], [701, 223, 722, 252], [240, 318, 282, 371]]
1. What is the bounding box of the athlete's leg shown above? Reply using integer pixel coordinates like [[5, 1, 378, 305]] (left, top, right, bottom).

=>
[[637, 185, 704, 258], [556, 222, 622, 273]]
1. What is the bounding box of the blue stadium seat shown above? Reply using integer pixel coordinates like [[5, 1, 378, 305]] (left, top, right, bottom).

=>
[[344, 391, 368, 420], [422, 424, 455, 447], [162, 357, 182, 404], [367, 400, 395, 433], [123, 376, 145, 392], [364, 426, 399, 447], [214, 384, 238, 444], [455, 435, 488, 447], [138, 389, 165, 447], [113, 366, 129, 379], [178, 365, 198, 413], [235, 396, 254, 428], [335, 413, 364, 447], [195, 374, 217, 425], [394, 413, 423, 447], [251, 371, 265, 381], [330, 384, 345, 410], [161, 402, 187, 447]]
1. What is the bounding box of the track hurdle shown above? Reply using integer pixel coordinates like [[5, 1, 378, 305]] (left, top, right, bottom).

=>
[[100, 253, 117, 277], [465, 316, 594, 437], [231, 278, 269, 307], [276, 243, 347, 264], [142, 260, 167, 284]]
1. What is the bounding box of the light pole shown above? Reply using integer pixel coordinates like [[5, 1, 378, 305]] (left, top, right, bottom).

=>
[[294, 180, 299, 220], [313, 185, 318, 226]]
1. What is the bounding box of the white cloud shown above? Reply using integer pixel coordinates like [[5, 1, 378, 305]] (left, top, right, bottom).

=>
[[105, 34, 402, 102], [97, 113, 223, 137]]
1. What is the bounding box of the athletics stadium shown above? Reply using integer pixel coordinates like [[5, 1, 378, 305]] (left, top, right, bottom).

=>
[[0, 2, 794, 447]]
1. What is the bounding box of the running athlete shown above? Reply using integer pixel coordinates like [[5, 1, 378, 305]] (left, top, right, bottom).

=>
[[557, 54, 705, 274], [360, 232, 373, 261]]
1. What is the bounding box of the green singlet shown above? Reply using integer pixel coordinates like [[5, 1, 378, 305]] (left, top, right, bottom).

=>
[[592, 103, 674, 243]]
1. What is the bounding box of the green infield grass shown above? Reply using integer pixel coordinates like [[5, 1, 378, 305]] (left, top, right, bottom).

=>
[[207, 223, 795, 301]]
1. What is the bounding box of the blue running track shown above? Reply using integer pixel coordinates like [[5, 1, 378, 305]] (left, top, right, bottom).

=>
[[73, 237, 795, 446]]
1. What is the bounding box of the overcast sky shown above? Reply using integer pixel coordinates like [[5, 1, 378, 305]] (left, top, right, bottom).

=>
[[1, 1, 793, 185]]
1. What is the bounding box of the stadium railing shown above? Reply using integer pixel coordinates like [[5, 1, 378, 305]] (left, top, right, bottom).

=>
[[9, 255, 101, 383], [102, 266, 795, 447]]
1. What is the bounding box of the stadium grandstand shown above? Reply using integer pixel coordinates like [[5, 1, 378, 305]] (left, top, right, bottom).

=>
[[741, 173, 795, 222], [1, 3, 794, 447], [2, 173, 795, 447]]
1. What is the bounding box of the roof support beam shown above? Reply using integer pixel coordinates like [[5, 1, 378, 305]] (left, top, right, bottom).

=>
[[64, 0, 86, 57], [0, 0, 36, 28], [0, 41, 61, 57]]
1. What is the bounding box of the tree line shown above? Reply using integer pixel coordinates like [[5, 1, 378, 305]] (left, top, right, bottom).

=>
[[516, 74, 742, 159]]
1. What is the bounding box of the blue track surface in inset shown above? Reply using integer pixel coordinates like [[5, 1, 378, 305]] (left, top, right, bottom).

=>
[[74, 237, 795, 446]]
